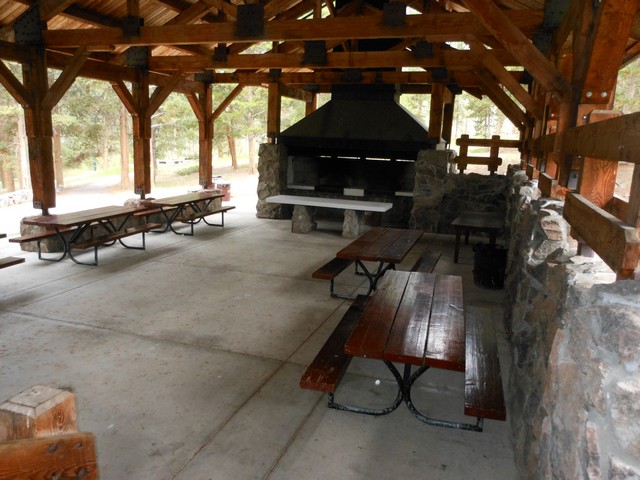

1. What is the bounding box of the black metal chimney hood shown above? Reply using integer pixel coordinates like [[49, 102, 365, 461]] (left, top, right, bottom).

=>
[[280, 84, 439, 160]]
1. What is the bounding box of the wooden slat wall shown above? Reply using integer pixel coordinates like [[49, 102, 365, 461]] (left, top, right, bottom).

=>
[[527, 112, 640, 279]]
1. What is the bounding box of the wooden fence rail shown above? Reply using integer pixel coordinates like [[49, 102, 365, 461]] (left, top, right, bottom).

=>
[[455, 134, 521, 175], [525, 110, 640, 280]]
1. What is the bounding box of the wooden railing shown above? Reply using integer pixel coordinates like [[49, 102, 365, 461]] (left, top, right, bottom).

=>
[[525, 111, 640, 280], [455, 134, 521, 175]]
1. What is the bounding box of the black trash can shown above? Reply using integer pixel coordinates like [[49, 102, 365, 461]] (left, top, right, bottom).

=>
[[473, 243, 507, 289]]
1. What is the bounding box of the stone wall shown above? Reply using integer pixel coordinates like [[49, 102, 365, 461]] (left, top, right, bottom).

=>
[[256, 143, 288, 219], [411, 150, 509, 232], [504, 169, 640, 479]]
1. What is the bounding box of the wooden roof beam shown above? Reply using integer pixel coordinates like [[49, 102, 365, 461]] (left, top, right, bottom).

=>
[[210, 69, 513, 88], [461, 0, 570, 101], [0, 59, 30, 106], [42, 10, 543, 48], [148, 48, 519, 71], [470, 39, 542, 119], [579, 0, 640, 103], [474, 67, 526, 130]]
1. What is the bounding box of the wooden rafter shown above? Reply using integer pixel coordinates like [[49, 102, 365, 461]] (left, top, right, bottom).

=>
[[41, 11, 543, 48], [461, 0, 570, 100], [580, 0, 640, 103], [470, 40, 542, 119]]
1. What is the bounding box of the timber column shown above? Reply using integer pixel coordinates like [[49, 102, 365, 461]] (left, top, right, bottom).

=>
[[188, 73, 214, 188], [15, 7, 55, 213]]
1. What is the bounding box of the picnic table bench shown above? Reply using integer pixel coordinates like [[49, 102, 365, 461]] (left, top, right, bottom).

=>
[[143, 191, 233, 235], [301, 271, 506, 431], [0, 233, 25, 269], [312, 227, 423, 298], [0, 256, 25, 269], [17, 205, 159, 265]]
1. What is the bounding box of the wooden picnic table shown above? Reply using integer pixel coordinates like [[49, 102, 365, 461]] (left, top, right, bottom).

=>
[[337, 270, 504, 430], [451, 211, 504, 263], [335, 226, 423, 294], [145, 191, 231, 235], [21, 205, 156, 265]]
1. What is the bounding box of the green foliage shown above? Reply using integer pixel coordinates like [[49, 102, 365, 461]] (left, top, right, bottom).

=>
[[57, 76, 121, 167], [153, 92, 198, 161], [176, 164, 199, 176], [614, 59, 640, 113]]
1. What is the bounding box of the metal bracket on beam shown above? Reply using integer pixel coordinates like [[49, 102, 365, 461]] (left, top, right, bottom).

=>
[[383, 2, 406, 27], [303, 40, 327, 65], [447, 83, 463, 95], [125, 47, 149, 69], [431, 67, 449, 83], [237, 4, 264, 38], [14, 7, 44, 45], [342, 69, 362, 83], [214, 44, 228, 62], [195, 71, 214, 83], [413, 41, 433, 59], [122, 16, 143, 36]]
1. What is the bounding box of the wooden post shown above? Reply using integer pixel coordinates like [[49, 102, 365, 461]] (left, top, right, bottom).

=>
[[576, 110, 621, 208], [187, 83, 214, 188], [132, 69, 152, 197], [428, 83, 444, 141], [267, 81, 281, 143], [306, 92, 317, 116], [0, 386, 98, 479], [22, 49, 56, 213], [0, 385, 77, 441], [442, 92, 455, 147]]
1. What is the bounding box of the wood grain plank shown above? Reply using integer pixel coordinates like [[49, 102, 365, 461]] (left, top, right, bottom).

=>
[[379, 229, 423, 263], [336, 227, 386, 261], [344, 271, 409, 359], [564, 192, 640, 277], [464, 307, 506, 421], [0, 432, 98, 480], [299, 296, 368, 392], [384, 272, 436, 364], [425, 274, 465, 371]]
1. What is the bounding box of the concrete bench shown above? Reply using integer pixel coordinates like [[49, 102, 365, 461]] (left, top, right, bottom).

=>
[[265, 195, 393, 238]]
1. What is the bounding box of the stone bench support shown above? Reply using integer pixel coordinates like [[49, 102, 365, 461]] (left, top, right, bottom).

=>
[[266, 195, 392, 238]]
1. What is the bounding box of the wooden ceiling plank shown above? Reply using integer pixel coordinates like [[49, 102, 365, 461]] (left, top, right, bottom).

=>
[[199, 0, 237, 19], [166, 1, 214, 24], [461, 0, 570, 100], [0, 59, 30, 106], [43, 46, 89, 109], [42, 10, 543, 48], [39, 0, 76, 21]]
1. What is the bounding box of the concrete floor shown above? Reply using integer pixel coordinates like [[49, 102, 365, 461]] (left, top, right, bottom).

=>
[[0, 185, 517, 479]]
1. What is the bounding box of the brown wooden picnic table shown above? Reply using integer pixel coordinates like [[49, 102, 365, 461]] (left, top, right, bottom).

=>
[[335, 226, 423, 294]]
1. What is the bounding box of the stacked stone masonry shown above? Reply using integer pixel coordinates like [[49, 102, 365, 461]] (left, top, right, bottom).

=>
[[504, 168, 640, 479]]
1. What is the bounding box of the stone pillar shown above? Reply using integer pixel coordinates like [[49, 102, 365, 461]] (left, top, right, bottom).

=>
[[291, 205, 316, 233], [256, 143, 288, 218], [342, 210, 366, 238], [410, 149, 454, 232]]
